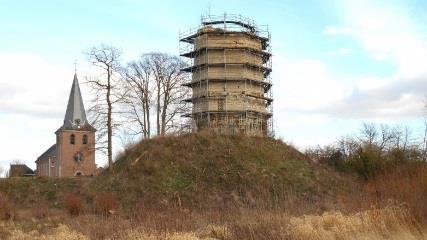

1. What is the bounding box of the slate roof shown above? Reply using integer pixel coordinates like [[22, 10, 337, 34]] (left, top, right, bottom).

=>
[[60, 73, 95, 131], [36, 144, 57, 162]]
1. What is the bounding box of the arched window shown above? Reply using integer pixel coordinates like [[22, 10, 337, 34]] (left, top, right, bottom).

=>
[[70, 134, 75, 145], [83, 134, 88, 144]]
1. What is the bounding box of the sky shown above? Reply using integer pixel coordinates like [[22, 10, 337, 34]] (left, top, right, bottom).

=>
[[1, 0, 427, 173]]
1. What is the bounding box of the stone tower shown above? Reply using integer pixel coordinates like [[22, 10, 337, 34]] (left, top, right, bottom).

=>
[[179, 14, 273, 136]]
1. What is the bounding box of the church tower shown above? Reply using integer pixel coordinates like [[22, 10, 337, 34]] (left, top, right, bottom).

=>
[[55, 73, 96, 177]]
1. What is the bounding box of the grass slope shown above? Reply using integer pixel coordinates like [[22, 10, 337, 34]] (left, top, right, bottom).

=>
[[0, 177, 83, 206], [93, 132, 346, 209]]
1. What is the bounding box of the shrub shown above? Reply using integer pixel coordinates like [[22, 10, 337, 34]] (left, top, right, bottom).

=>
[[348, 146, 384, 179], [93, 192, 117, 216], [319, 149, 347, 172], [63, 193, 84, 216]]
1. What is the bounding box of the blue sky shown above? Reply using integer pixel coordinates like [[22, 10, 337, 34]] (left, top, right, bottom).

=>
[[1, 0, 426, 172]]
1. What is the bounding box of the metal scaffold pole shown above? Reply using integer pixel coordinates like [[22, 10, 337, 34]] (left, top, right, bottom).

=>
[[179, 14, 273, 136]]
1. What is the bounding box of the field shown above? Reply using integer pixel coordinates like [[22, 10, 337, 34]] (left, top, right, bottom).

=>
[[1, 133, 426, 239]]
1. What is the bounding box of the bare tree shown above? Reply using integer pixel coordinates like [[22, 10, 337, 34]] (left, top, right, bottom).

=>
[[0, 166, 4, 178], [155, 54, 190, 134], [122, 55, 154, 138], [86, 45, 124, 171], [128, 53, 189, 136], [392, 125, 411, 151], [378, 124, 395, 151], [359, 123, 378, 146], [337, 136, 360, 161]]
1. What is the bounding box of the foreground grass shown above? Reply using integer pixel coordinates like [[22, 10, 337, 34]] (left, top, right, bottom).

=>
[[2, 133, 427, 239], [1, 205, 426, 240]]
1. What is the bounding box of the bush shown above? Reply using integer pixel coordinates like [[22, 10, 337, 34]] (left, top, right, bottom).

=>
[[63, 193, 84, 216], [348, 146, 384, 180], [0, 194, 15, 220], [319, 149, 347, 172], [93, 192, 117, 216]]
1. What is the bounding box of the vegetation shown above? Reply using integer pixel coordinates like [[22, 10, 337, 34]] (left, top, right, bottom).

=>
[[91, 131, 346, 210], [86, 45, 124, 170], [85, 47, 191, 171], [306, 123, 427, 179], [1, 131, 427, 239]]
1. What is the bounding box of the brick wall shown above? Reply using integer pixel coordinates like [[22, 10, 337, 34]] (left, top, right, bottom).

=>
[[56, 130, 96, 177]]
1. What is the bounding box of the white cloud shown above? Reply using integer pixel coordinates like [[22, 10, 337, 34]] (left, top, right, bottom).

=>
[[314, 1, 427, 120], [0, 53, 72, 117], [273, 55, 350, 112], [335, 0, 427, 79], [322, 74, 427, 119], [356, 77, 388, 92]]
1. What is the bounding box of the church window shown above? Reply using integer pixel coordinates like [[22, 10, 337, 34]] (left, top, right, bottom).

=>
[[83, 134, 88, 144], [70, 134, 75, 144], [74, 152, 84, 163]]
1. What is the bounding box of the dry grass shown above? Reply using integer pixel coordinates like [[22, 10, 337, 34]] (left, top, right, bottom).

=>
[[340, 163, 427, 224], [0, 194, 16, 221], [93, 192, 118, 216], [1, 170, 427, 240], [31, 201, 50, 220], [2, 224, 89, 240], [1, 205, 426, 240], [287, 205, 425, 240]]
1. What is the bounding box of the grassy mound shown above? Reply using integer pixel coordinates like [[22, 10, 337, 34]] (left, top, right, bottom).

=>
[[92, 132, 347, 209]]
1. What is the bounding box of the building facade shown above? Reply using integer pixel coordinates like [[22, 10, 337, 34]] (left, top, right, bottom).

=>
[[36, 73, 96, 177]]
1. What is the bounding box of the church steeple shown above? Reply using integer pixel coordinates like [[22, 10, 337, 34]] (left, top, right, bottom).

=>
[[62, 73, 90, 130]]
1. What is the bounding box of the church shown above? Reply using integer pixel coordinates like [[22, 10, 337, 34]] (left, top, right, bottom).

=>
[[35, 73, 96, 177]]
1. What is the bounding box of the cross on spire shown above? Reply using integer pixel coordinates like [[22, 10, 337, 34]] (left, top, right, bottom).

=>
[[74, 60, 78, 74]]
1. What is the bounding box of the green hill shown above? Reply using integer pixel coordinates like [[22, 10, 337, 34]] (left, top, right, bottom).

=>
[[92, 132, 347, 209]]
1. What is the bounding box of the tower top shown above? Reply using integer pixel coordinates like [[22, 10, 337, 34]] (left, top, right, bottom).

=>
[[74, 60, 77, 74], [60, 73, 94, 131]]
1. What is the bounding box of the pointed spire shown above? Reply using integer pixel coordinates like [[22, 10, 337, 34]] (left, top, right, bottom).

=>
[[62, 73, 88, 130]]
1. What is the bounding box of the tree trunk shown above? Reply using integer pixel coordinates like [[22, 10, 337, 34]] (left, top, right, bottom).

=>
[[107, 67, 113, 171], [141, 92, 147, 138], [156, 82, 161, 135], [161, 85, 169, 134], [161, 95, 167, 134], [145, 87, 151, 138], [423, 122, 427, 161]]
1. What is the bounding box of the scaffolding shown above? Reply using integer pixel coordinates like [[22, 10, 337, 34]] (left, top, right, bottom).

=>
[[180, 14, 273, 136]]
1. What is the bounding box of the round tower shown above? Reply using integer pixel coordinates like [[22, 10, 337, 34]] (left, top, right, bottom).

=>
[[180, 14, 273, 136]]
